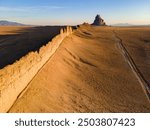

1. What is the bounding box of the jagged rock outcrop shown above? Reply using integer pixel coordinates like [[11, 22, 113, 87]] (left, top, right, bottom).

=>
[[0, 26, 73, 112], [92, 14, 106, 26]]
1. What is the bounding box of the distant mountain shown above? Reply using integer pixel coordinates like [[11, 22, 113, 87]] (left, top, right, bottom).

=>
[[111, 23, 133, 26], [0, 20, 25, 26]]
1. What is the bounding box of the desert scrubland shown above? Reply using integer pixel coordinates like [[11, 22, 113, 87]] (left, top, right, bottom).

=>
[[0, 25, 148, 112]]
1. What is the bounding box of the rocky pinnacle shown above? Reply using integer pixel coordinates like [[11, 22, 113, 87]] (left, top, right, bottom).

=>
[[92, 14, 106, 26]]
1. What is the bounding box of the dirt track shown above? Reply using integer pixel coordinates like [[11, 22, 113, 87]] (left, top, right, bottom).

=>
[[113, 30, 150, 100]]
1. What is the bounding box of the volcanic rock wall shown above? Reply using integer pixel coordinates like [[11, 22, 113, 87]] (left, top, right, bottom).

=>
[[92, 15, 106, 26], [0, 26, 73, 112]]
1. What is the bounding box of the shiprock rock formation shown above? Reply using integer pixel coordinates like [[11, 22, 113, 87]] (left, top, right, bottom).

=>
[[92, 14, 106, 26]]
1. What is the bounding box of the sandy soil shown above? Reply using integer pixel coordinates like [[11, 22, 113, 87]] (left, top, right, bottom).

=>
[[114, 27, 150, 86], [0, 26, 31, 35], [9, 25, 150, 112], [0, 26, 64, 69]]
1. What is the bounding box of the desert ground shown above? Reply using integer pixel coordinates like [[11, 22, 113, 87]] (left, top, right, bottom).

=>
[[0, 26, 64, 69], [1, 24, 148, 112], [114, 27, 150, 87]]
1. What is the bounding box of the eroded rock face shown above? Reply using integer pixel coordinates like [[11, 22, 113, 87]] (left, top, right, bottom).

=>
[[92, 15, 106, 26], [0, 26, 73, 112]]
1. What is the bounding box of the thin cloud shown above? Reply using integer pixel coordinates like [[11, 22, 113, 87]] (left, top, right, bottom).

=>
[[0, 7, 26, 12], [0, 6, 66, 12]]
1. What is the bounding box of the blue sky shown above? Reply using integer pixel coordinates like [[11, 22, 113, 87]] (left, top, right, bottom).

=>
[[0, 0, 150, 25]]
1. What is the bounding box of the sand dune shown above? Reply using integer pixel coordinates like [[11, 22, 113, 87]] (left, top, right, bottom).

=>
[[9, 25, 150, 112]]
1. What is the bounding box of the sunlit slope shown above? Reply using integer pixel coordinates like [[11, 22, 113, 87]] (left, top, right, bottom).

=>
[[9, 25, 150, 112]]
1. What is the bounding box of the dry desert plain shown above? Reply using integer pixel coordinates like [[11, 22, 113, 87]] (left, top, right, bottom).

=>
[[0, 25, 150, 112]]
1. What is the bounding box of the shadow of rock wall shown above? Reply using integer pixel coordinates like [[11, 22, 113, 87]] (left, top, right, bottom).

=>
[[0, 26, 73, 112]]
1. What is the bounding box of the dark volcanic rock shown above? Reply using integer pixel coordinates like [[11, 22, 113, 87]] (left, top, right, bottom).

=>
[[92, 15, 106, 26]]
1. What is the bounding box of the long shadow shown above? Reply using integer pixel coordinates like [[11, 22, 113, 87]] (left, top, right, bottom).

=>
[[0, 26, 66, 69]]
